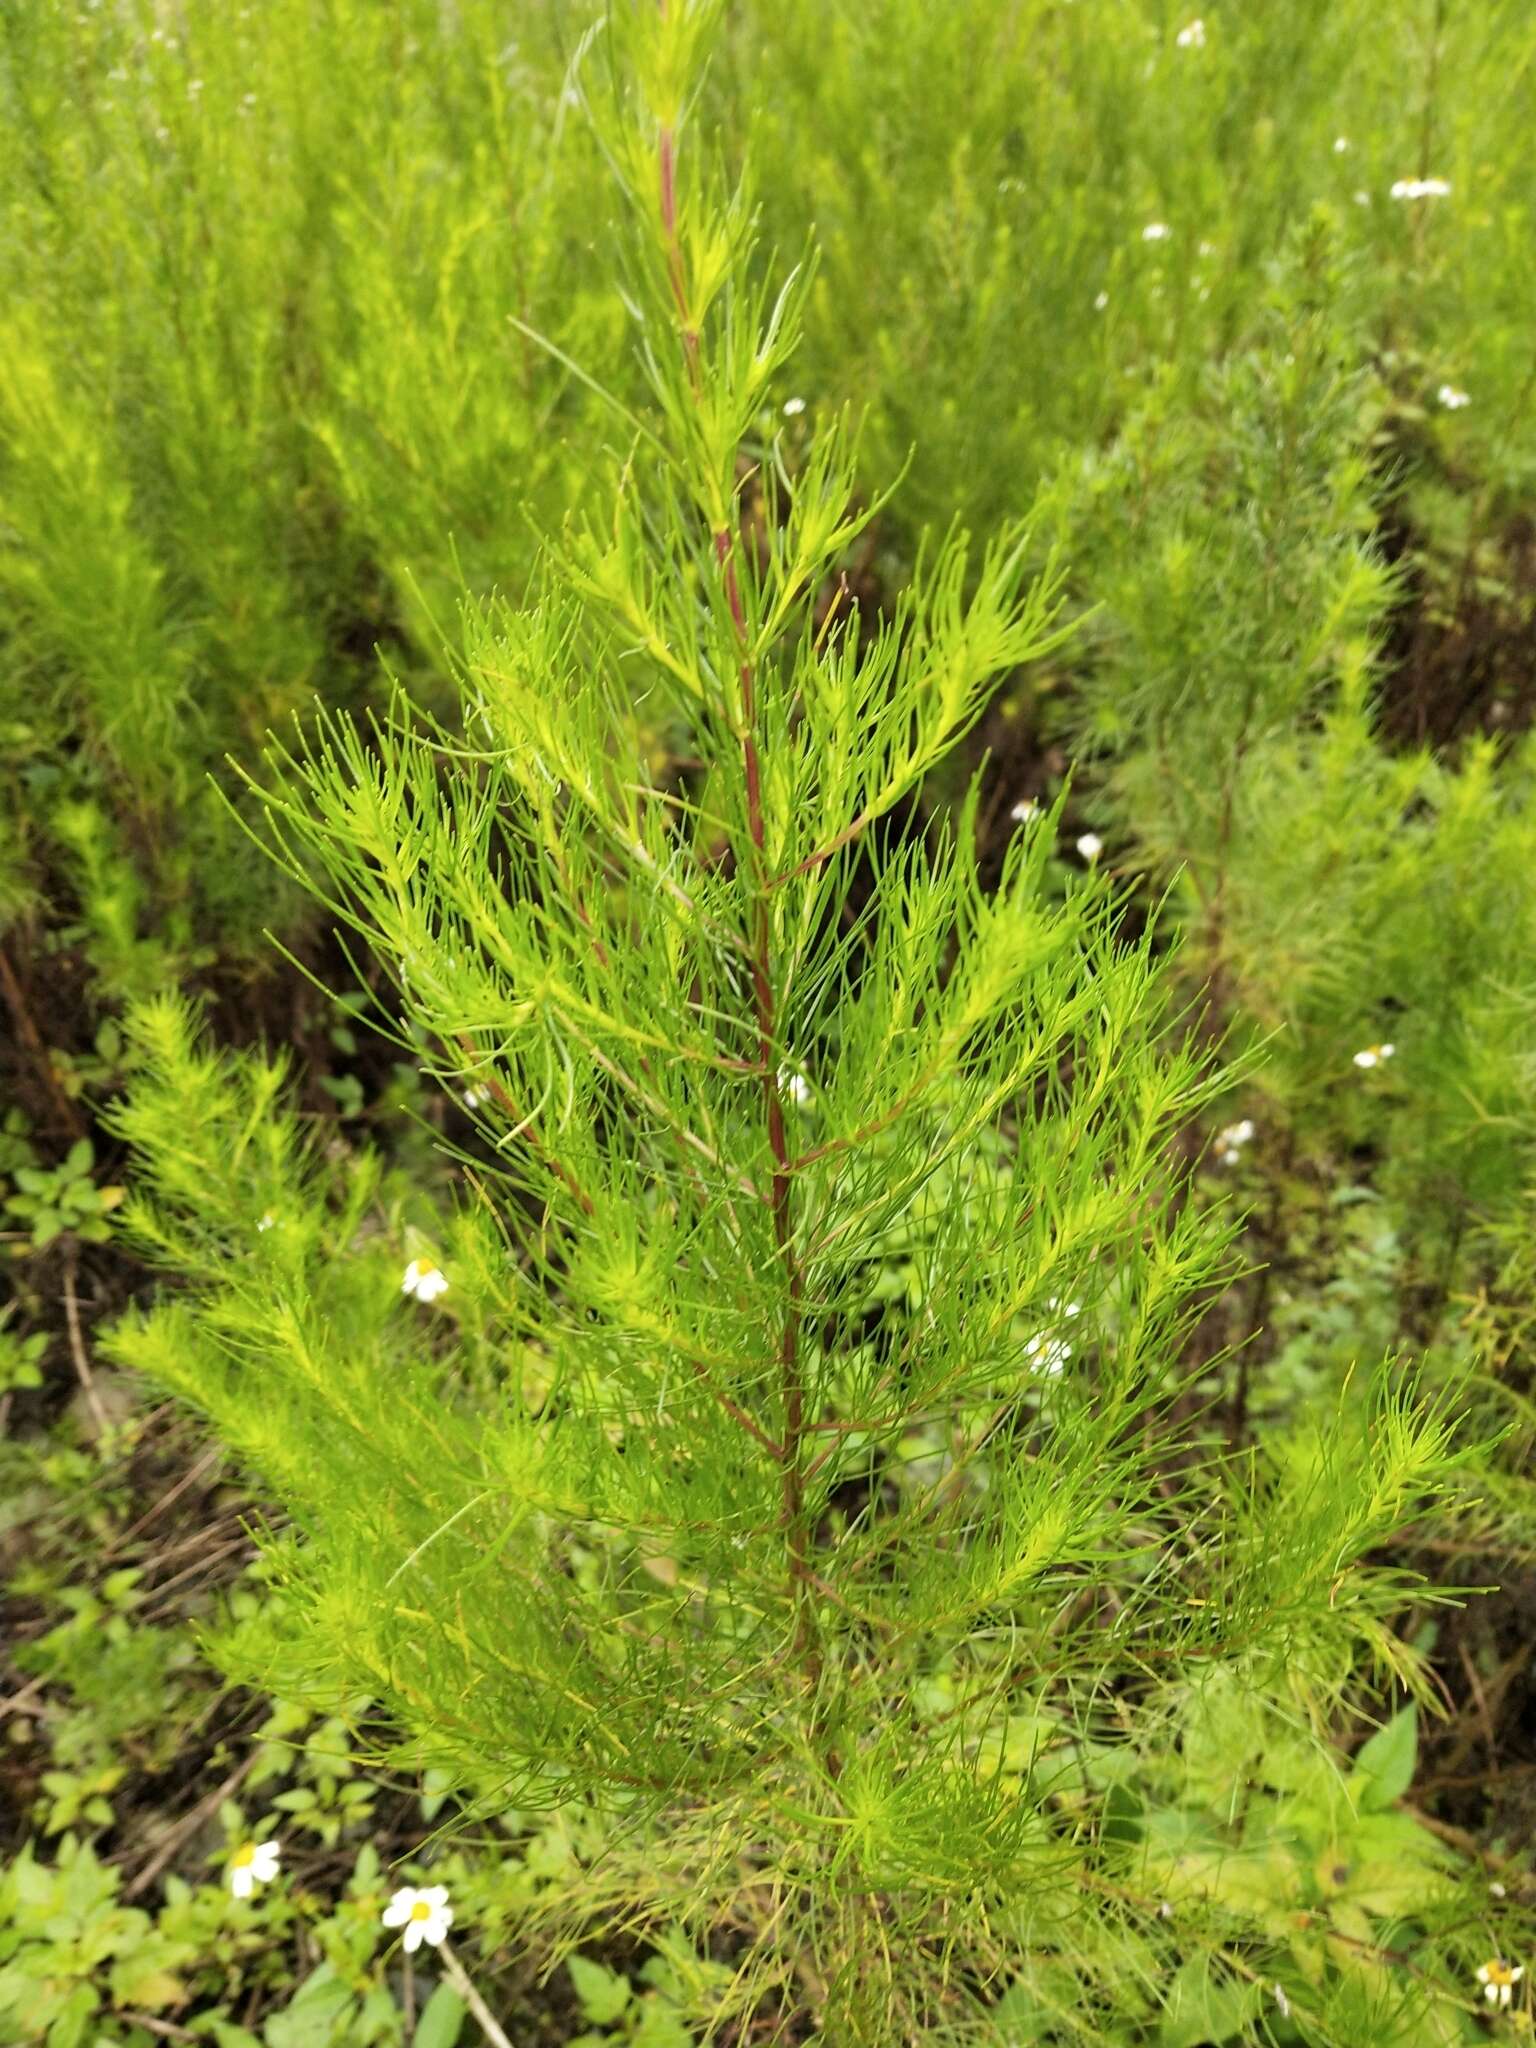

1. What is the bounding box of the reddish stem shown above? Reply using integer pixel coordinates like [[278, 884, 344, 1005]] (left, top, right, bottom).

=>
[[655, 91, 825, 1718]]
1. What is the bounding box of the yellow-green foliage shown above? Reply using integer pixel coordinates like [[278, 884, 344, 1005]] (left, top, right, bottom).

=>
[[0, 0, 612, 989], [102, 16, 1493, 2038]]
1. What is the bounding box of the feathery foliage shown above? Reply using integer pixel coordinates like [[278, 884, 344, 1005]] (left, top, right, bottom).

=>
[[100, 10, 1490, 2040]]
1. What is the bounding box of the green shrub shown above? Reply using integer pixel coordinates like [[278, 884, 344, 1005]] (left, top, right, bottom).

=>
[[102, 11, 1497, 2040], [0, 0, 611, 996]]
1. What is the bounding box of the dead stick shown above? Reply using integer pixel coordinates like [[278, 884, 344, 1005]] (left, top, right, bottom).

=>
[[440, 1940, 516, 2048], [62, 1251, 108, 1439], [0, 941, 85, 1137]]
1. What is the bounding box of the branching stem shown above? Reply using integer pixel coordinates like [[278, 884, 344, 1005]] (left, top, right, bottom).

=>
[[654, 110, 825, 1717]]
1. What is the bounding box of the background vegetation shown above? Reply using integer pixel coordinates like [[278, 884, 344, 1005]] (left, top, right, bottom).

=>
[[3, 1, 1536, 2043]]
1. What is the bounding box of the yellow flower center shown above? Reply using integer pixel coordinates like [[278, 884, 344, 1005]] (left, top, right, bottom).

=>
[[418, 1261, 439, 1280], [1488, 1962, 1517, 1986], [231, 1843, 256, 1869], [410, 1900, 432, 1921]]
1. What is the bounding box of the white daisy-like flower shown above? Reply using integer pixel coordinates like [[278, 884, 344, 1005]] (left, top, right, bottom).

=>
[[401, 1257, 450, 1303], [779, 1068, 813, 1108], [1333, 136, 1350, 154], [1142, 222, 1172, 243], [382, 1884, 454, 1953], [1389, 176, 1451, 200], [1175, 18, 1206, 48], [1024, 1298, 1081, 1380], [782, 396, 806, 418], [1476, 1960, 1523, 2008], [227, 1839, 280, 1898], [1011, 797, 1042, 823], [1352, 1042, 1396, 1070], [1437, 384, 1470, 410], [1076, 832, 1104, 862]]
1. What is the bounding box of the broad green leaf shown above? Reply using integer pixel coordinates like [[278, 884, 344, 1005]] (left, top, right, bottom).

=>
[[412, 1983, 466, 2048], [1351, 1705, 1417, 1812], [1159, 1956, 1261, 2048], [263, 1966, 355, 2048], [569, 1953, 632, 2026]]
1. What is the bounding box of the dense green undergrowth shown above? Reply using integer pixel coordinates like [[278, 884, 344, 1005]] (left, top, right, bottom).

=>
[[4, 1, 1536, 2044]]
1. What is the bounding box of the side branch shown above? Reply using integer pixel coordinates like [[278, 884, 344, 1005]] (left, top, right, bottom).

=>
[[455, 1033, 594, 1217]]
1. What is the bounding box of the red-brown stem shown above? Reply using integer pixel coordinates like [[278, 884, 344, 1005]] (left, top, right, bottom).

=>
[[724, 528, 819, 1691], [656, 101, 825, 1718], [658, 125, 676, 236]]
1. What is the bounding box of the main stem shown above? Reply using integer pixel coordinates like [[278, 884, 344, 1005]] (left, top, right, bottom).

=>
[[656, 113, 823, 1710]]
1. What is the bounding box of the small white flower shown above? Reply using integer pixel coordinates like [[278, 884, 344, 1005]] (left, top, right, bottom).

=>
[[1024, 1298, 1081, 1380], [1491, 1880, 1508, 1898], [383, 1884, 454, 1953], [1214, 1118, 1255, 1165], [782, 396, 806, 417], [401, 1258, 450, 1303], [1390, 176, 1451, 200], [1333, 136, 1350, 154], [779, 1068, 812, 1108], [1476, 1960, 1523, 2008], [1157, 1899, 1174, 1920], [462, 1085, 490, 1110], [256, 1210, 276, 1233], [227, 1839, 280, 1898], [1010, 797, 1042, 823], [1353, 189, 1372, 206], [1352, 1042, 1396, 1070], [1437, 384, 1470, 410], [1273, 1984, 1292, 2020], [1076, 832, 1104, 862], [1174, 18, 1206, 48], [1142, 222, 1172, 243], [1093, 290, 1109, 311]]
